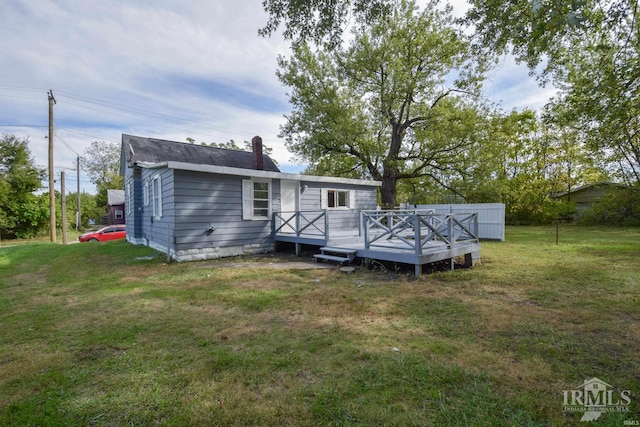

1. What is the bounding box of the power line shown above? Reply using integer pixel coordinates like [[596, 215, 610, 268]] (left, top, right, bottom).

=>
[[56, 90, 193, 124], [0, 124, 48, 128], [53, 89, 285, 143], [57, 98, 268, 142], [2, 87, 288, 150], [0, 84, 47, 92], [54, 128, 81, 156], [0, 94, 44, 101], [56, 127, 119, 143]]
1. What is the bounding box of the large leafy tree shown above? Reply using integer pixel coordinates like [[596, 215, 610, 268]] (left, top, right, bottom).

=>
[[82, 141, 123, 209], [260, 0, 392, 47], [466, 0, 640, 183], [63, 192, 102, 229], [0, 134, 48, 238], [465, 0, 594, 76], [406, 108, 605, 223], [554, 32, 640, 184], [278, 0, 488, 206]]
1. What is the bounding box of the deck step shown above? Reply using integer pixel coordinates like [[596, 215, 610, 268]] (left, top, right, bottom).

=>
[[313, 246, 357, 264], [313, 254, 353, 263], [319, 247, 357, 255]]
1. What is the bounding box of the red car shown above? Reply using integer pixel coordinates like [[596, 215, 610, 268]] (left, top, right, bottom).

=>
[[78, 225, 126, 242]]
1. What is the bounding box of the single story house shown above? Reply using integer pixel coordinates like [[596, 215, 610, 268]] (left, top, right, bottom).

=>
[[106, 189, 125, 225], [552, 182, 631, 218], [120, 134, 381, 261]]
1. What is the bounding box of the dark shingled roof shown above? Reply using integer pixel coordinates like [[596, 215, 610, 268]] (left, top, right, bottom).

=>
[[107, 189, 125, 206], [122, 134, 280, 173]]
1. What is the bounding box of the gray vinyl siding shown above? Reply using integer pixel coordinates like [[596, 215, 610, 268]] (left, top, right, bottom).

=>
[[132, 169, 143, 238], [171, 170, 274, 251], [138, 168, 175, 249], [124, 167, 143, 240], [297, 180, 378, 236], [125, 164, 379, 255]]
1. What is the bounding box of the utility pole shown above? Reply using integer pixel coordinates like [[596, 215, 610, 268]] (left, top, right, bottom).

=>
[[48, 90, 56, 242], [61, 171, 67, 244], [76, 156, 81, 231]]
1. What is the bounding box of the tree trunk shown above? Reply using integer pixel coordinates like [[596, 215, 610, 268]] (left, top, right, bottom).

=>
[[380, 124, 404, 209], [380, 173, 397, 209]]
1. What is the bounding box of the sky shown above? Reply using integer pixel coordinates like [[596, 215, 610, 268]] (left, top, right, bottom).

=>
[[0, 0, 557, 194]]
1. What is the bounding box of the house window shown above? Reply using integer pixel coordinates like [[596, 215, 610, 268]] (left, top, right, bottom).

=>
[[126, 182, 133, 215], [115, 210, 124, 220], [242, 179, 271, 220], [253, 181, 270, 218], [328, 190, 349, 208], [152, 175, 162, 219], [143, 179, 150, 206], [322, 189, 354, 210]]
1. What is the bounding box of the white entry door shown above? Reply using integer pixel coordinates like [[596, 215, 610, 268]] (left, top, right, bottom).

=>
[[280, 180, 299, 233]]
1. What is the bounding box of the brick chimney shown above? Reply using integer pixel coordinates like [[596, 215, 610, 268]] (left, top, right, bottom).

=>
[[251, 136, 263, 170]]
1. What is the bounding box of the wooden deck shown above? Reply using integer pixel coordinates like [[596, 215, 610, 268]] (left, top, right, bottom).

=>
[[272, 209, 481, 276]]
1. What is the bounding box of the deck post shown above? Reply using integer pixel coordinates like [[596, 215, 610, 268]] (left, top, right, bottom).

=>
[[324, 210, 329, 244], [415, 263, 421, 277], [295, 212, 301, 237], [363, 213, 370, 249], [473, 213, 479, 241], [271, 212, 276, 236], [414, 213, 422, 256]]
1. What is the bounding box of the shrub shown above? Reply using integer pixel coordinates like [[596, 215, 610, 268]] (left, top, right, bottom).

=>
[[578, 187, 640, 226], [506, 198, 575, 225]]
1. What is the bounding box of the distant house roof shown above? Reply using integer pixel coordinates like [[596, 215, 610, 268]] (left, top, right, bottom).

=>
[[121, 134, 280, 173], [552, 181, 630, 199], [107, 189, 125, 206]]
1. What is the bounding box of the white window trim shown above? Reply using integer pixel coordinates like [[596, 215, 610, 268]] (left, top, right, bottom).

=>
[[321, 188, 355, 210], [115, 209, 124, 220], [151, 174, 163, 219], [242, 179, 272, 220]]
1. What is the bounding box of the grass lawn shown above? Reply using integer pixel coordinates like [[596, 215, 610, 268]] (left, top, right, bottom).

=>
[[0, 225, 638, 426]]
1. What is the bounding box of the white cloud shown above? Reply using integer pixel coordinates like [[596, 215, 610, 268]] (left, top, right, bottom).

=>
[[0, 0, 557, 195], [0, 0, 293, 192], [483, 55, 557, 111]]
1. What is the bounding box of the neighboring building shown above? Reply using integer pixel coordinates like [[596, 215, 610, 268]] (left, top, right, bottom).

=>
[[119, 134, 380, 261], [552, 182, 631, 218], [106, 189, 125, 225]]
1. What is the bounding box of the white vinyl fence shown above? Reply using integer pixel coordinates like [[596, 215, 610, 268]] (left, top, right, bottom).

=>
[[413, 203, 505, 241]]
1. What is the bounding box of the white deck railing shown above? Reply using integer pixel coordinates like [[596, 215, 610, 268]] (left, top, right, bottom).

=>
[[272, 211, 327, 237], [361, 210, 479, 255], [273, 209, 479, 255]]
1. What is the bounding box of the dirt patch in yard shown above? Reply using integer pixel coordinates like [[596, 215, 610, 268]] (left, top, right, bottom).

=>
[[194, 253, 340, 270]]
